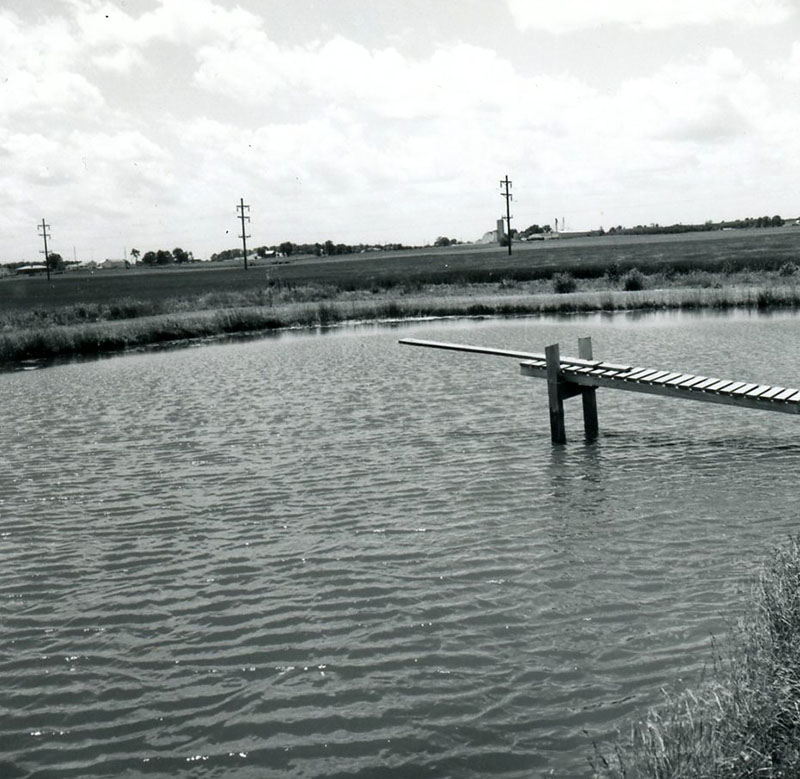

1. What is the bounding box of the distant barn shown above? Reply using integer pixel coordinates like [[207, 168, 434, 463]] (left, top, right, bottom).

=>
[[15, 264, 49, 275]]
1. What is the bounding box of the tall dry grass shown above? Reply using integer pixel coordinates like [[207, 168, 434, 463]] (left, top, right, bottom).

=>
[[592, 536, 800, 778], [3, 275, 800, 366]]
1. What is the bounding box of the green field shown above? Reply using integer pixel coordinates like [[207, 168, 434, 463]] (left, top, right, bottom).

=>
[[2, 227, 800, 313], [2, 227, 800, 366]]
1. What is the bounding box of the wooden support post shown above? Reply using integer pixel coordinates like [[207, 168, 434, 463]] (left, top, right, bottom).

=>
[[578, 337, 599, 440], [545, 343, 566, 444]]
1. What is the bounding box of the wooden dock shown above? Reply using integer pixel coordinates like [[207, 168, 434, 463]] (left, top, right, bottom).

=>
[[399, 336, 800, 443]]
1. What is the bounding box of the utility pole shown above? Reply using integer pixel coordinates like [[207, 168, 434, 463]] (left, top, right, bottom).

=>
[[500, 175, 513, 256], [237, 198, 250, 270], [37, 218, 51, 281]]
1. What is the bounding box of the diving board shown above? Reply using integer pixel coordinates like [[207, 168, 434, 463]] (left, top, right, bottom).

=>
[[399, 337, 800, 443]]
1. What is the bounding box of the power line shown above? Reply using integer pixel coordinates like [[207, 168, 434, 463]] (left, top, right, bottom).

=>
[[37, 218, 51, 282], [500, 175, 513, 255], [237, 198, 251, 270]]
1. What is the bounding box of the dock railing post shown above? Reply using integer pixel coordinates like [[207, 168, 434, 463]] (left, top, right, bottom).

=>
[[578, 337, 599, 440], [545, 343, 567, 444]]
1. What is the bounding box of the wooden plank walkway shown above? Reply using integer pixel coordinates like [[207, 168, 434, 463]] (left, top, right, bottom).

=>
[[517, 354, 800, 414], [399, 336, 800, 443]]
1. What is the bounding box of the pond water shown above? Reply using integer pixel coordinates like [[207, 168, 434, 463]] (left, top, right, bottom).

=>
[[3, 310, 800, 778]]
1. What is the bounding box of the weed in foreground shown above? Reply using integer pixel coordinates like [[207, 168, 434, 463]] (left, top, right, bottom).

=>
[[605, 260, 622, 283], [757, 288, 777, 309], [553, 272, 578, 294], [316, 302, 342, 326], [592, 535, 800, 778], [622, 268, 646, 291]]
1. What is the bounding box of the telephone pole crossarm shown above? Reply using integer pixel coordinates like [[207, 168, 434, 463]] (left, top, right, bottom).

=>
[[237, 198, 251, 270]]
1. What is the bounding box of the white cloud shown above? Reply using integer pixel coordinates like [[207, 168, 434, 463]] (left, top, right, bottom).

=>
[[0, 69, 104, 120], [1, 0, 799, 257], [771, 40, 800, 81], [2, 132, 77, 186], [63, 0, 262, 75], [193, 32, 286, 98], [0, 11, 79, 72], [609, 48, 767, 143], [582, 49, 779, 186], [92, 46, 147, 74], [0, 10, 102, 120], [193, 32, 596, 131], [2, 127, 173, 202], [184, 34, 602, 221], [69, 0, 260, 48], [506, 0, 794, 33]]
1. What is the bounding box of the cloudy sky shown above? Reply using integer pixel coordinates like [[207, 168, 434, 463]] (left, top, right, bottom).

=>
[[2, 0, 799, 262]]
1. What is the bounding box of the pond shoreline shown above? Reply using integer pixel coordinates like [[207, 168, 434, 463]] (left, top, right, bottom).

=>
[[594, 536, 800, 778], [5, 298, 800, 777], [2, 279, 800, 369]]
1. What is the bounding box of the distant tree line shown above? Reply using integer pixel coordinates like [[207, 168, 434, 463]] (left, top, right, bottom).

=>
[[520, 224, 552, 237], [720, 215, 786, 229], [606, 216, 786, 236], [607, 223, 715, 236], [209, 241, 412, 261], [137, 247, 194, 265]]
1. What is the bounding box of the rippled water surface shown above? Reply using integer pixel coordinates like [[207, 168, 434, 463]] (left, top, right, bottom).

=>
[[3, 310, 800, 778]]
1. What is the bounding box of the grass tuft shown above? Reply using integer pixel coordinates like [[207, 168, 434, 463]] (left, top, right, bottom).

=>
[[553, 272, 578, 294], [622, 268, 646, 291]]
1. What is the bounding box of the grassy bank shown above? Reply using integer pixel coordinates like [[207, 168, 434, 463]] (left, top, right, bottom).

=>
[[3, 275, 800, 366], [3, 227, 800, 314], [3, 230, 800, 367], [592, 536, 800, 778]]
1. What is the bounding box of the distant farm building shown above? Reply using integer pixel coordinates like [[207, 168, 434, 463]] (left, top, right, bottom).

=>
[[15, 264, 48, 275], [99, 259, 131, 270], [478, 220, 507, 245]]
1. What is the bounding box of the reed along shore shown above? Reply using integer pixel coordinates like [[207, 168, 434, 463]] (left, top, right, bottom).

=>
[[2, 271, 800, 367], [4, 224, 800, 367], [592, 535, 800, 778]]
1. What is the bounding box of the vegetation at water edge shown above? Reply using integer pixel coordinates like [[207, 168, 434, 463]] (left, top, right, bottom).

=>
[[592, 535, 800, 778], [3, 228, 800, 366]]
